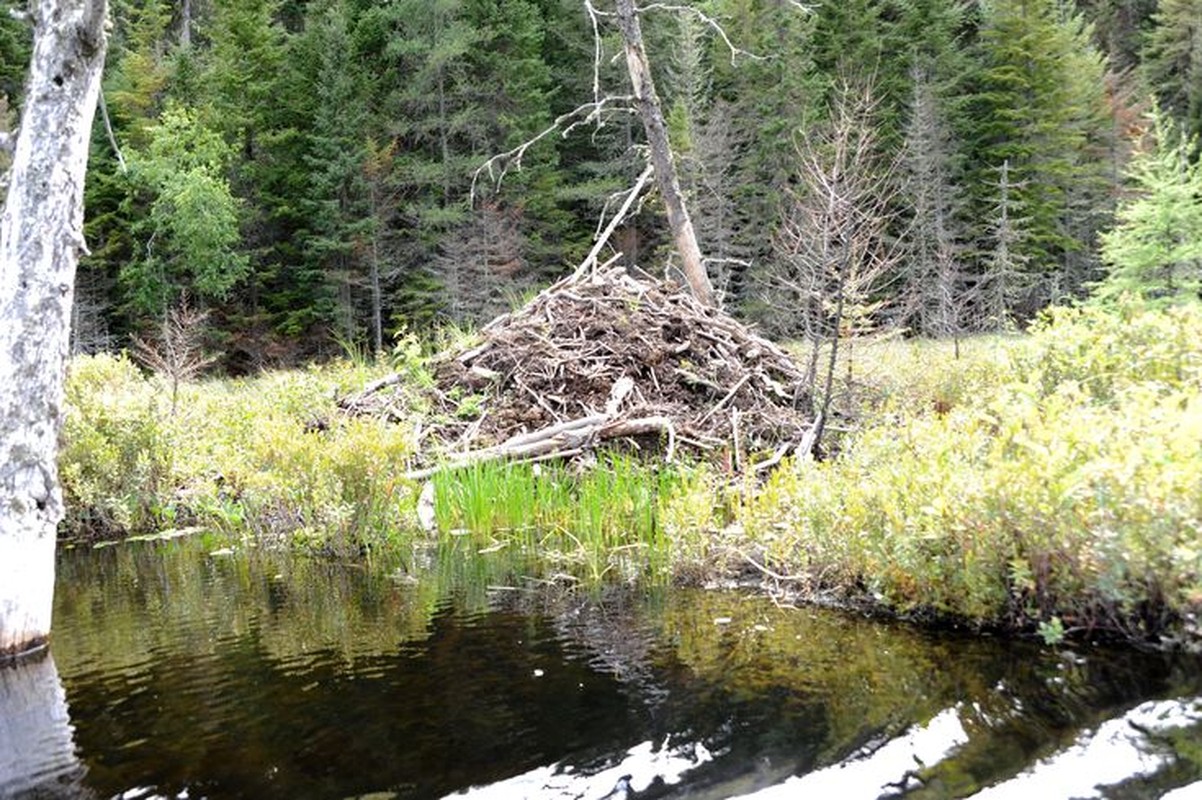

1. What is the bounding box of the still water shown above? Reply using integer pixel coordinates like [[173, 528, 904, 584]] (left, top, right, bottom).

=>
[[3, 538, 1202, 799]]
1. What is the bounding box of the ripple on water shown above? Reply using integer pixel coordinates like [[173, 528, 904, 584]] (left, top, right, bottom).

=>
[[30, 541, 1202, 799]]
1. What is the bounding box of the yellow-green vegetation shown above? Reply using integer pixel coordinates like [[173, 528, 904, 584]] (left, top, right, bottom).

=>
[[59, 301, 1202, 646], [61, 353, 418, 554], [430, 455, 719, 583], [744, 302, 1202, 644]]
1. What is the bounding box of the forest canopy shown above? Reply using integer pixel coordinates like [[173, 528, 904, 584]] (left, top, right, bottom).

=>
[[2, 0, 1198, 366]]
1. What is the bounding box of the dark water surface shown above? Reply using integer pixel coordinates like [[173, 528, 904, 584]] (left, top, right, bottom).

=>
[[4, 539, 1202, 799]]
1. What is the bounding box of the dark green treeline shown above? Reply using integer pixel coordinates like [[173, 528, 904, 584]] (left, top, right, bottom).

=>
[[1, 0, 1196, 362]]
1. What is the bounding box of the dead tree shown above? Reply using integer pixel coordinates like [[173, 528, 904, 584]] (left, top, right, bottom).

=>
[[0, 0, 110, 659], [772, 75, 902, 451], [474, 2, 788, 309], [613, 0, 714, 306]]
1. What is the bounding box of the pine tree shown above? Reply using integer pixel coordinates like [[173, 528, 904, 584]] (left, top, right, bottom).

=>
[[0, 7, 31, 109], [899, 66, 969, 336], [712, 0, 822, 314], [1142, 0, 1202, 145], [962, 0, 1112, 317], [1096, 106, 1202, 303], [980, 159, 1031, 330], [301, 0, 372, 346], [1076, 0, 1156, 72]]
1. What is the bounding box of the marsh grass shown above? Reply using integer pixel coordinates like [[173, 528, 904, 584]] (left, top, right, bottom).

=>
[[751, 303, 1202, 644], [431, 453, 696, 582], [61, 354, 419, 554]]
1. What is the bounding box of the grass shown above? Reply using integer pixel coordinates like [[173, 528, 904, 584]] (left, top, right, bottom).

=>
[[58, 301, 1202, 647]]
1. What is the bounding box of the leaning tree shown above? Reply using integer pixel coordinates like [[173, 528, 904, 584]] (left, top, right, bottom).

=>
[[0, 0, 110, 659]]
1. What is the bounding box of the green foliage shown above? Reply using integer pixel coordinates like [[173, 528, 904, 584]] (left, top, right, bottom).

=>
[[1096, 107, 1202, 304], [60, 354, 172, 535], [741, 304, 1202, 643], [61, 355, 418, 554], [962, 0, 1113, 313], [1142, 0, 1202, 145], [0, 8, 31, 109], [121, 105, 249, 316], [431, 454, 702, 583]]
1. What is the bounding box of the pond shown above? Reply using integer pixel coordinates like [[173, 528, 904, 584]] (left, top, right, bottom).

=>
[[3, 538, 1201, 799]]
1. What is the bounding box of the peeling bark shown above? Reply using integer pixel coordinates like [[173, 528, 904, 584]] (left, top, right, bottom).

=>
[[0, 0, 110, 659]]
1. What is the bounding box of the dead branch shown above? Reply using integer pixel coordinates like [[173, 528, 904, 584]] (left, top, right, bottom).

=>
[[635, 3, 766, 65], [470, 96, 635, 202], [346, 262, 812, 477]]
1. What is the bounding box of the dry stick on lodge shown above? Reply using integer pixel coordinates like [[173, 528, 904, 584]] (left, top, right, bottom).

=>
[[341, 264, 816, 479]]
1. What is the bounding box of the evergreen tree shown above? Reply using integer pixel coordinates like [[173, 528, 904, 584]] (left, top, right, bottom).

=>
[[301, 0, 372, 346], [962, 0, 1112, 317], [712, 0, 822, 314], [1075, 0, 1156, 71], [981, 159, 1031, 330], [1142, 0, 1202, 145], [899, 66, 969, 336], [0, 6, 31, 109], [1097, 106, 1202, 303]]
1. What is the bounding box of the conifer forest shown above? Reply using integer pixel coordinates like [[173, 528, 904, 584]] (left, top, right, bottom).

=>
[[1, 0, 1199, 364]]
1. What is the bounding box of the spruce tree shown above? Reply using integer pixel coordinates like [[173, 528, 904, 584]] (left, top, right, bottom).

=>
[[1142, 0, 1202, 145], [963, 0, 1112, 317], [1097, 107, 1202, 303]]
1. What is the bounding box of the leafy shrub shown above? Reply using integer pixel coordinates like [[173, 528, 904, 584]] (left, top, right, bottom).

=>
[[743, 303, 1202, 644], [61, 353, 171, 536]]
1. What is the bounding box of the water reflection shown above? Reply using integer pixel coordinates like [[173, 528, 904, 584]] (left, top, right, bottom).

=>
[[36, 539, 1202, 799], [0, 652, 88, 798]]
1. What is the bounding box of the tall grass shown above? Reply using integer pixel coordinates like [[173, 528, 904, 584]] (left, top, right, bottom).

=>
[[431, 454, 708, 583]]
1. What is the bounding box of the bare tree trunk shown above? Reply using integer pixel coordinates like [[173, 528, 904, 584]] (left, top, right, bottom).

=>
[[0, 0, 110, 659], [180, 0, 192, 48], [613, 0, 715, 308]]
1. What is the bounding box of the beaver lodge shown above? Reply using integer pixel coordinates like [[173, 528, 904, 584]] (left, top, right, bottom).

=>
[[340, 264, 818, 478]]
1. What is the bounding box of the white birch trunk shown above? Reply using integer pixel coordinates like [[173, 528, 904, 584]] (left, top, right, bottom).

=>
[[0, 0, 110, 659]]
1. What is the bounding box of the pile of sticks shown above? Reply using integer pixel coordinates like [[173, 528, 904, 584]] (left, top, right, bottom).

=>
[[340, 265, 816, 477]]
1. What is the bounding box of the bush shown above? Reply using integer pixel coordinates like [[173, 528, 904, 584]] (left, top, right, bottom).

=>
[[742, 303, 1202, 644], [61, 356, 419, 553], [61, 353, 170, 536]]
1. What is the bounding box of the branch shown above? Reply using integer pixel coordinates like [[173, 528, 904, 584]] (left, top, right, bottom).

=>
[[97, 91, 126, 172], [470, 96, 635, 203], [636, 3, 767, 65], [575, 163, 654, 278], [584, 0, 609, 107]]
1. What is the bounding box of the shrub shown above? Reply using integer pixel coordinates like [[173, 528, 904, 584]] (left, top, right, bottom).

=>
[[742, 303, 1202, 643]]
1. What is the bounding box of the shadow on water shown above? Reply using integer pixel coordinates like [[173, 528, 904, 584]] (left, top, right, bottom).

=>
[[9, 538, 1202, 799]]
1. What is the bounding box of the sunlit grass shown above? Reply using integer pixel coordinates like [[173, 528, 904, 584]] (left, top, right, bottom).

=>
[[430, 453, 697, 583]]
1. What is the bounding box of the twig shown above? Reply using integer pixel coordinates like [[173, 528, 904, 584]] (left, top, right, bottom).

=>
[[635, 3, 767, 65], [576, 164, 655, 279], [699, 373, 751, 424], [471, 96, 635, 201]]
